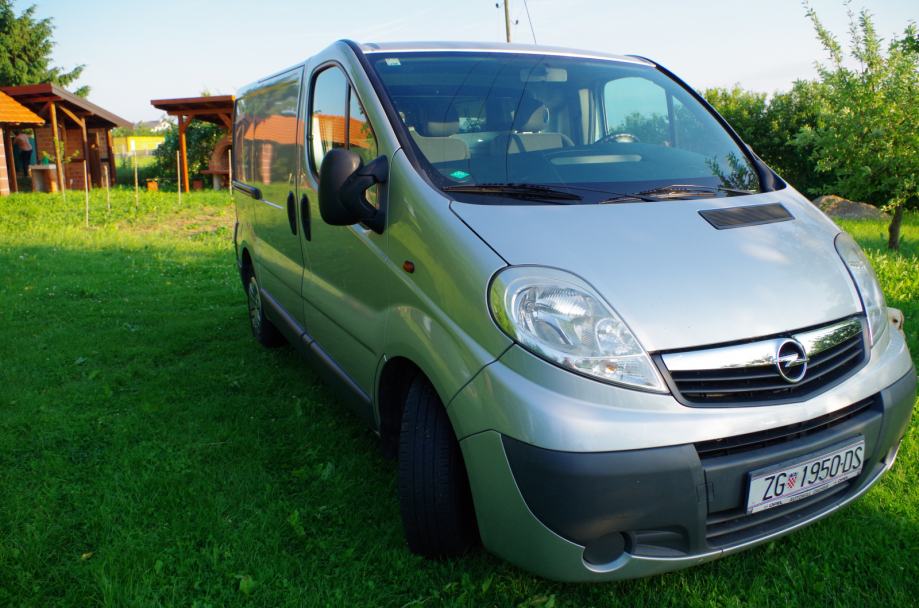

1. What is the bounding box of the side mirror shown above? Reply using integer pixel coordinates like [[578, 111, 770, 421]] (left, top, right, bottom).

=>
[[318, 148, 388, 234]]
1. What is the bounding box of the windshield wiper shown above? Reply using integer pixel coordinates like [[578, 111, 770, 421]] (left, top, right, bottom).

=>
[[636, 184, 755, 198], [596, 192, 660, 204], [442, 183, 582, 202]]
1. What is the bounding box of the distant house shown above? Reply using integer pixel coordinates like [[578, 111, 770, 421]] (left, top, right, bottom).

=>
[[136, 117, 173, 133]]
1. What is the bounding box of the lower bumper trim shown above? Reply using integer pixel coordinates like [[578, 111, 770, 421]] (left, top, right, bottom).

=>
[[585, 457, 890, 575]]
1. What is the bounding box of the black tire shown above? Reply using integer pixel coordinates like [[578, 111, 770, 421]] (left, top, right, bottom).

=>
[[398, 375, 478, 557], [244, 271, 285, 348]]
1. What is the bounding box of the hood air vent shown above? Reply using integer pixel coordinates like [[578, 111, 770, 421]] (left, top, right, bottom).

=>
[[699, 203, 793, 230]]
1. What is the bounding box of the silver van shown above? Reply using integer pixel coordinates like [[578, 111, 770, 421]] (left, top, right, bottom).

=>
[[231, 40, 915, 581]]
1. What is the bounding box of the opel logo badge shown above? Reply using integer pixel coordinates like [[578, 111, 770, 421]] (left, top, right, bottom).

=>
[[775, 339, 809, 383]]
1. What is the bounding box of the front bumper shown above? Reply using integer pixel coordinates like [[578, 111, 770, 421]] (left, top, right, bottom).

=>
[[456, 362, 915, 581]]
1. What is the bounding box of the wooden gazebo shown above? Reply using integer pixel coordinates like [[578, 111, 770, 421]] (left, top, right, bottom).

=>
[[150, 95, 234, 192], [2, 84, 131, 192]]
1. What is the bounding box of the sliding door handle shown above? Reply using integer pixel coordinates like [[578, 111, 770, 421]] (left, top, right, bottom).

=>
[[300, 193, 311, 241], [286, 191, 297, 235]]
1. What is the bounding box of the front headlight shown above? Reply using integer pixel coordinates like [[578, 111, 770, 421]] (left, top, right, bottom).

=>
[[835, 233, 887, 344], [488, 266, 667, 392]]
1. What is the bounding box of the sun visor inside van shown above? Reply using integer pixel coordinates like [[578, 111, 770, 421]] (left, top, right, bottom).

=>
[[521, 66, 568, 82]]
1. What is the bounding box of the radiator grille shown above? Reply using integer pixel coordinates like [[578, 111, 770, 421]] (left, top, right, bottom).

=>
[[661, 318, 867, 406]]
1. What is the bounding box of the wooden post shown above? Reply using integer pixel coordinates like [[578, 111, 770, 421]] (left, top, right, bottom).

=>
[[56, 106, 97, 190], [60, 107, 91, 193], [132, 141, 139, 213], [227, 148, 232, 194], [102, 163, 110, 211], [80, 127, 90, 191], [178, 115, 190, 193], [4, 129, 18, 194], [106, 130, 116, 185], [82, 161, 90, 227], [176, 150, 182, 206], [49, 102, 65, 193]]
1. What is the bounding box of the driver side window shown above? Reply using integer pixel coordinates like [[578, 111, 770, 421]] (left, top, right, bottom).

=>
[[603, 77, 670, 145], [309, 66, 380, 207]]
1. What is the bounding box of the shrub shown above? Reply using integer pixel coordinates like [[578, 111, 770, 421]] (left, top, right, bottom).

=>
[[152, 121, 225, 186]]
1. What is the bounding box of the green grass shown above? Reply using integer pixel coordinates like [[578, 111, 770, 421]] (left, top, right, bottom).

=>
[[0, 190, 916, 607]]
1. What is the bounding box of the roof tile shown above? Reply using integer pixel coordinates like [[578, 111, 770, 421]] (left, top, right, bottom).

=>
[[0, 91, 44, 125]]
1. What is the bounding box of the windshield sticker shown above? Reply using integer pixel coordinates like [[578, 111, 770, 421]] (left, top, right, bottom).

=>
[[449, 170, 471, 180], [384, 58, 401, 66]]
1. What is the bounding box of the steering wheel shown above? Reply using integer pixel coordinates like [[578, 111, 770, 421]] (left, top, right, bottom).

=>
[[596, 131, 641, 145]]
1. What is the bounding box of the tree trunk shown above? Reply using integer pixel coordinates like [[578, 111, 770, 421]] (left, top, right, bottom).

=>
[[887, 204, 904, 250]]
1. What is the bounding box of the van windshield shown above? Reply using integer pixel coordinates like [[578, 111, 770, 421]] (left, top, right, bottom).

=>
[[368, 51, 761, 203]]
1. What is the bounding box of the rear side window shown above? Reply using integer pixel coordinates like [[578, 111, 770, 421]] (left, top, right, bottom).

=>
[[234, 68, 301, 197], [233, 98, 252, 182], [309, 66, 378, 173]]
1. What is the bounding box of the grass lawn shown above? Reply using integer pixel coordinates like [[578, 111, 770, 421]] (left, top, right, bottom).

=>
[[0, 190, 916, 607], [114, 156, 168, 189]]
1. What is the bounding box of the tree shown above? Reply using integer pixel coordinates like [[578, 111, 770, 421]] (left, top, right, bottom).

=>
[[152, 121, 224, 186], [0, 1, 88, 96], [703, 85, 769, 151], [704, 82, 832, 196], [764, 80, 830, 195], [799, 5, 918, 249]]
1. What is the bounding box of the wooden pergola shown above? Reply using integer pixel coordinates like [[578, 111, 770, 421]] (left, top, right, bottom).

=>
[[2, 84, 130, 192], [149, 96, 234, 193]]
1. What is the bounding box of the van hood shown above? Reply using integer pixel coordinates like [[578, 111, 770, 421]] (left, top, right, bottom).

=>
[[451, 189, 863, 352]]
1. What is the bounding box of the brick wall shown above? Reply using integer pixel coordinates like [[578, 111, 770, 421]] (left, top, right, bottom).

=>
[[89, 128, 114, 186], [30, 125, 115, 189], [34, 125, 56, 164], [0, 127, 9, 196], [32, 124, 89, 190], [90, 128, 110, 157], [63, 128, 87, 190]]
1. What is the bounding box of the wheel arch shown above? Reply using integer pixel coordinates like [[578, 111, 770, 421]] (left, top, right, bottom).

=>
[[376, 355, 425, 457], [239, 245, 254, 288]]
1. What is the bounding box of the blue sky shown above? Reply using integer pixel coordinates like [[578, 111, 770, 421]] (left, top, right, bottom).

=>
[[26, 0, 918, 122]]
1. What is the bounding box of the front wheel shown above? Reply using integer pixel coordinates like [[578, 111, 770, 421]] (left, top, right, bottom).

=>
[[398, 375, 478, 557]]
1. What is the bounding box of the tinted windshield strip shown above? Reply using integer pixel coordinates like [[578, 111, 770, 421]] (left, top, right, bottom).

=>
[[363, 47, 650, 65]]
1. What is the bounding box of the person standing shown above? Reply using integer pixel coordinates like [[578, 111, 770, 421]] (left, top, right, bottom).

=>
[[13, 131, 33, 177]]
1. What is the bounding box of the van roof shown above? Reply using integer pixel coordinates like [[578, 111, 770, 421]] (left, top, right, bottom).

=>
[[239, 40, 655, 96], [357, 41, 653, 66]]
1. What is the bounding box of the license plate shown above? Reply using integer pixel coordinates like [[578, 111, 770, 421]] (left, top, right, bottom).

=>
[[746, 438, 865, 514]]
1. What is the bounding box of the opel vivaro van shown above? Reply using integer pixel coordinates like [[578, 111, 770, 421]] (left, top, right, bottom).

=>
[[231, 40, 916, 581]]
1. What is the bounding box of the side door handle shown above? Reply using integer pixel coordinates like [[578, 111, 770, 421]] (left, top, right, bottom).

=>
[[300, 193, 311, 241], [286, 191, 297, 235]]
